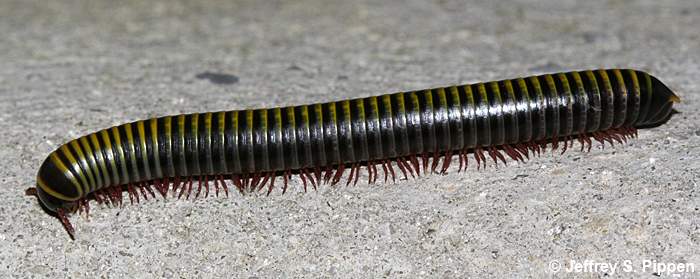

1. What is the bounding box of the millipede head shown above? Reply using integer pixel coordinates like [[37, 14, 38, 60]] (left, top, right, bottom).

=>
[[33, 155, 81, 213]]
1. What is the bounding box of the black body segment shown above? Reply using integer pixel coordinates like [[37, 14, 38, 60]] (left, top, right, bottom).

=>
[[35, 69, 679, 211]]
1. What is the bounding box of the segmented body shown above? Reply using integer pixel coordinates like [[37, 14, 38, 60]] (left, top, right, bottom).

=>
[[32, 68, 679, 238]]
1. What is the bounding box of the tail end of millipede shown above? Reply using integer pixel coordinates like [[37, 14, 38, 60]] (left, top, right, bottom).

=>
[[669, 93, 681, 103], [636, 75, 680, 128]]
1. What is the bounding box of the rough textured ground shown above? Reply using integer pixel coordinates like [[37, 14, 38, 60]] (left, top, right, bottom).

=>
[[1, 0, 698, 278]]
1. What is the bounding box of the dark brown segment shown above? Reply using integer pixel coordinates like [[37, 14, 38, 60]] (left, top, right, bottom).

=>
[[446, 86, 465, 150], [296, 105, 315, 169], [486, 82, 505, 146], [337, 100, 355, 164], [582, 71, 602, 133], [566, 72, 588, 134], [266, 108, 288, 172], [555, 73, 574, 137], [499, 80, 519, 145], [594, 70, 615, 131], [473, 84, 492, 147], [391, 93, 411, 157], [434, 88, 452, 152], [322, 102, 342, 164], [309, 104, 327, 167], [405, 92, 424, 155], [538, 75, 560, 139], [513, 78, 533, 143], [608, 69, 628, 128], [637, 71, 653, 125], [459, 85, 478, 149], [621, 69, 642, 126], [379, 94, 397, 158]]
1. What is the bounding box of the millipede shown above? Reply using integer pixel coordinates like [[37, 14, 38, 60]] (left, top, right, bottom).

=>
[[27, 68, 680, 238]]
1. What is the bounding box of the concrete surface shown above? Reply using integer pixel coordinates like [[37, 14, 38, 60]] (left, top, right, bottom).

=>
[[1, 0, 698, 278]]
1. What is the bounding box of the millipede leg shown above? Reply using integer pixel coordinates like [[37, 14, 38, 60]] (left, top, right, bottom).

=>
[[143, 183, 156, 199], [345, 165, 355, 186], [331, 164, 345, 186], [314, 167, 322, 185], [172, 176, 181, 198], [503, 145, 523, 162], [408, 155, 420, 177], [195, 176, 203, 199], [551, 133, 560, 151], [421, 153, 429, 174], [82, 199, 90, 220], [204, 175, 210, 198], [217, 175, 229, 197], [323, 167, 333, 184], [381, 160, 389, 183], [464, 149, 469, 170], [441, 151, 452, 174], [111, 186, 124, 207], [395, 159, 408, 180], [370, 162, 378, 184], [403, 157, 416, 178], [513, 144, 529, 159], [560, 136, 570, 155], [57, 208, 75, 240], [267, 175, 276, 196], [366, 162, 374, 184], [258, 172, 272, 192], [231, 175, 243, 194], [127, 184, 137, 204], [385, 160, 396, 183], [137, 183, 149, 201], [282, 170, 291, 194], [431, 149, 440, 174], [178, 177, 192, 199], [474, 147, 483, 169], [241, 174, 249, 191], [251, 173, 261, 191], [214, 177, 220, 197], [305, 169, 317, 190], [93, 190, 104, 205], [300, 170, 309, 192]]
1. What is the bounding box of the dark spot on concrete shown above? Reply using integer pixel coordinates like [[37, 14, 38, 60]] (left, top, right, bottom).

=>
[[287, 64, 302, 71], [581, 32, 605, 43], [512, 174, 528, 180], [195, 72, 239, 85]]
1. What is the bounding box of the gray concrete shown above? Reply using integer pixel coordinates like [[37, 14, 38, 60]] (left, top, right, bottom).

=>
[[1, 0, 698, 278]]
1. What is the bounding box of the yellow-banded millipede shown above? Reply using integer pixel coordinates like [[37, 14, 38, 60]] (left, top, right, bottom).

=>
[[27, 68, 680, 238]]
